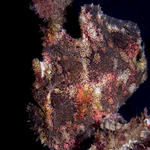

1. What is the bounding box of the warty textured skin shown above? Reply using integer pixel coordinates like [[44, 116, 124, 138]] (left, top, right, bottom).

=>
[[27, 0, 149, 149]]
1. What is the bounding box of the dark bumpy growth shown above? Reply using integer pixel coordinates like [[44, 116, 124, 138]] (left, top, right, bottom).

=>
[[27, 0, 149, 149]]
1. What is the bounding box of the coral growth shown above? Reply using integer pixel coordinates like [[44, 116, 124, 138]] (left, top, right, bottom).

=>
[[27, 0, 149, 149]]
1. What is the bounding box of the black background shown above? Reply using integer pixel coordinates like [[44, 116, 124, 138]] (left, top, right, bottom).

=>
[[19, 0, 150, 150]]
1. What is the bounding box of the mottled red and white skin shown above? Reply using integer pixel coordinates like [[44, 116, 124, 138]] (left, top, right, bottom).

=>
[[27, 0, 149, 150]]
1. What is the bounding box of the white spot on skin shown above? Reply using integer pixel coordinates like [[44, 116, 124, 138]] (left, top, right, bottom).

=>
[[82, 33, 86, 40], [140, 131, 147, 138], [145, 119, 150, 126], [140, 71, 147, 84], [117, 69, 131, 84], [88, 145, 97, 150], [69, 85, 77, 98], [137, 50, 147, 72], [120, 51, 129, 63], [94, 87, 101, 95], [40, 61, 52, 78], [107, 24, 112, 31], [121, 28, 125, 33], [120, 140, 138, 150], [107, 23, 119, 32], [97, 12, 102, 19], [80, 14, 86, 23], [78, 124, 85, 132], [104, 119, 116, 131], [40, 61, 46, 77], [128, 83, 137, 94], [55, 29, 65, 42], [87, 22, 97, 40], [101, 74, 107, 86]]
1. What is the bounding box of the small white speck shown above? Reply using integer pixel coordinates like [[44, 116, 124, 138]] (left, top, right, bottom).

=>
[[80, 14, 86, 23], [94, 87, 101, 95], [118, 69, 131, 84], [121, 28, 125, 33], [40, 61, 45, 77], [145, 118, 150, 126], [128, 83, 136, 94], [120, 140, 138, 150], [97, 12, 102, 19]]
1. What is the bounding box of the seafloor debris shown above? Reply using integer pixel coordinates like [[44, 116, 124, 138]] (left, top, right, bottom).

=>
[[27, 0, 149, 149]]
